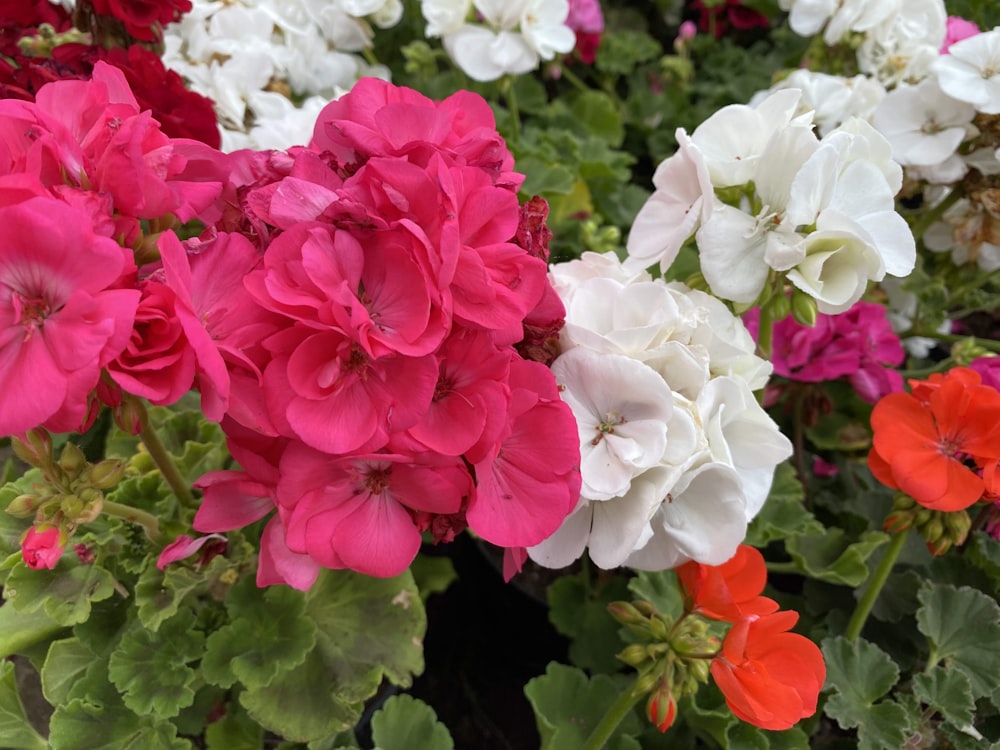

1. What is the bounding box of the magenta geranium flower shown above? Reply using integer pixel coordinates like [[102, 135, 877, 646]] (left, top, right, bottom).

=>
[[0, 196, 138, 435]]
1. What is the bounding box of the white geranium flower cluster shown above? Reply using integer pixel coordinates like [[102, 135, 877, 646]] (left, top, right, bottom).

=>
[[527, 252, 789, 572], [419, 0, 576, 82], [162, 0, 397, 151], [626, 89, 916, 314]]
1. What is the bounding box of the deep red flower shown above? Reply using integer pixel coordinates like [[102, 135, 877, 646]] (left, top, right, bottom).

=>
[[677, 544, 779, 622], [692, 0, 770, 38], [869, 367, 1000, 511], [711, 611, 825, 731], [89, 0, 192, 41]]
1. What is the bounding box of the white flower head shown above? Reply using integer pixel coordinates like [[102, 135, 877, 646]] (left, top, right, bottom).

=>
[[552, 349, 674, 501], [933, 27, 1000, 114]]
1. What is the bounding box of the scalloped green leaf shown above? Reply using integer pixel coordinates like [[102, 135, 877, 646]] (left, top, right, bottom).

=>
[[49, 659, 192, 750], [627, 569, 684, 621], [202, 581, 317, 690], [371, 695, 453, 750], [745, 462, 822, 546], [41, 637, 95, 706], [4, 561, 115, 626], [967, 531, 1000, 579], [913, 666, 975, 728], [238, 568, 426, 743], [0, 660, 47, 750], [205, 701, 264, 750], [135, 553, 234, 632], [107, 608, 205, 719], [822, 636, 915, 750], [917, 583, 1000, 699], [548, 573, 631, 673], [524, 663, 641, 750], [785, 529, 888, 586], [570, 91, 625, 147]]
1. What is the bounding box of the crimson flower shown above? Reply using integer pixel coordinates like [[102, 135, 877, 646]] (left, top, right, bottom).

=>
[[869, 367, 1000, 511], [677, 544, 778, 622], [711, 611, 825, 731]]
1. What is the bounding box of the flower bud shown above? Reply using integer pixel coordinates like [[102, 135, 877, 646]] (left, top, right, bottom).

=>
[[632, 669, 661, 696], [12, 429, 53, 468], [608, 601, 648, 627], [790, 290, 818, 327], [646, 686, 677, 733], [943, 510, 972, 545], [882, 510, 914, 535], [766, 292, 791, 323], [87, 460, 126, 490], [74, 488, 104, 524], [617, 644, 650, 668], [58, 442, 87, 478], [6, 494, 41, 518], [688, 657, 711, 685], [648, 615, 671, 641], [922, 516, 945, 548]]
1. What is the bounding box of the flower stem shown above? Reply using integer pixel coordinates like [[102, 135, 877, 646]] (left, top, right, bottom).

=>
[[845, 528, 909, 642], [582, 681, 645, 750], [910, 189, 961, 243], [757, 303, 774, 361], [137, 402, 196, 510], [103, 500, 164, 544]]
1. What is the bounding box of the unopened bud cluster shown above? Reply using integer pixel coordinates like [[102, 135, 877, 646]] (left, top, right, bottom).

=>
[[608, 599, 720, 730], [7, 428, 125, 535], [883, 493, 972, 555]]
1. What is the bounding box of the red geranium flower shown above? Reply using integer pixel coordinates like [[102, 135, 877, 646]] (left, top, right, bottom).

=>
[[711, 611, 825, 731], [869, 367, 1000, 511], [677, 544, 779, 622]]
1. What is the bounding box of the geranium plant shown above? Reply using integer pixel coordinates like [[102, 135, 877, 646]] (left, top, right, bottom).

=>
[[1, 0, 1000, 748]]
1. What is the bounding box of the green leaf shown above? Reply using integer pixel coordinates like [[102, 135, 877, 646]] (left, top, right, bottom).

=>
[[913, 666, 975, 727], [595, 31, 663, 76], [0, 661, 47, 750], [967, 531, 1000, 579], [0, 598, 65, 659], [627, 569, 684, 621], [409, 555, 457, 603], [785, 529, 889, 586], [202, 580, 317, 690], [205, 702, 264, 750], [524, 663, 640, 750], [745, 462, 822, 546], [570, 91, 625, 147], [4, 561, 116, 626], [41, 638, 94, 706], [916, 583, 1000, 699], [371, 695, 454, 750], [547, 573, 631, 674], [822, 636, 915, 750], [238, 568, 426, 743], [107, 608, 205, 719], [49, 660, 192, 750]]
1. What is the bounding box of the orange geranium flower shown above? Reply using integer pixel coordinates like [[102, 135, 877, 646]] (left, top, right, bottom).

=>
[[677, 544, 778, 622], [711, 611, 826, 731], [868, 367, 1000, 511]]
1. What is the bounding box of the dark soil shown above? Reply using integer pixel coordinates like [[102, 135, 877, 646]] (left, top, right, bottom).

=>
[[405, 534, 570, 750]]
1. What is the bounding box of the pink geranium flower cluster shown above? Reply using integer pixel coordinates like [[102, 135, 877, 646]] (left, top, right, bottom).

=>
[[745, 301, 905, 404], [0, 62, 228, 441], [192, 78, 581, 587]]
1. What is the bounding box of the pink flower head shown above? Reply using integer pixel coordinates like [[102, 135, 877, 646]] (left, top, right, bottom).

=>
[[21, 525, 65, 569], [745, 301, 903, 403], [566, 0, 604, 63], [942, 16, 981, 54], [309, 77, 521, 189], [0, 197, 138, 435], [278, 443, 472, 578], [969, 356, 1000, 392], [468, 358, 581, 548]]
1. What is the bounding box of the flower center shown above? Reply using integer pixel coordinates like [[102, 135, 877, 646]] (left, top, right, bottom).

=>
[[13, 293, 52, 339], [592, 412, 626, 446]]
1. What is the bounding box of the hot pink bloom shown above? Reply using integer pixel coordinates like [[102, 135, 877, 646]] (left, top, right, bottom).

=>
[[745, 301, 904, 403], [942, 16, 981, 53], [969, 356, 1000, 392], [0, 197, 138, 435], [278, 443, 472, 578], [566, 0, 604, 63], [469, 359, 581, 548], [21, 525, 65, 569]]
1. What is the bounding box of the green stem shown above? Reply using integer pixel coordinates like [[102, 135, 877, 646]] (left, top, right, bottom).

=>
[[845, 529, 909, 642], [905, 330, 1000, 353], [757, 303, 774, 360], [103, 500, 164, 544], [910, 189, 961, 243], [137, 402, 195, 510], [581, 681, 646, 750], [559, 63, 591, 94]]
